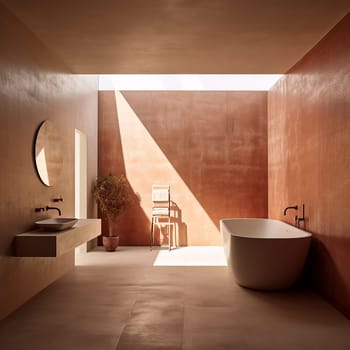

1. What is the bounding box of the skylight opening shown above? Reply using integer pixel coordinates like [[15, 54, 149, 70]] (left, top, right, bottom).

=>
[[99, 74, 282, 91]]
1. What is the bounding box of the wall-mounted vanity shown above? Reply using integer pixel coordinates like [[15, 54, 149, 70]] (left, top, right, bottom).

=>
[[15, 219, 101, 257]]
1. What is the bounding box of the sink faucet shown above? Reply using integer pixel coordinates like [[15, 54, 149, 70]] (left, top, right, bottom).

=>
[[283, 205, 298, 216], [46, 206, 61, 216]]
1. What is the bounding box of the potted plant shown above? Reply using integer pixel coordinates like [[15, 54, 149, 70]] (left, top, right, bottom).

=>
[[93, 174, 130, 251]]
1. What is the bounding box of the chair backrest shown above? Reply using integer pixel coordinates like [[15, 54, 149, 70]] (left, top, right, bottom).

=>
[[152, 185, 170, 203], [152, 185, 170, 217]]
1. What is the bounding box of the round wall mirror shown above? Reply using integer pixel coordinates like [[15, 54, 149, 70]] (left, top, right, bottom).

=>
[[34, 120, 63, 186]]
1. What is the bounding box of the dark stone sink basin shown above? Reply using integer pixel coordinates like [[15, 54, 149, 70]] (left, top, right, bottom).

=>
[[35, 218, 78, 231]]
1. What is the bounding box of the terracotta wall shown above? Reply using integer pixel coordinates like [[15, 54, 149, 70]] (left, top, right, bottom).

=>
[[98, 90, 267, 245], [268, 14, 350, 317], [0, 4, 98, 319]]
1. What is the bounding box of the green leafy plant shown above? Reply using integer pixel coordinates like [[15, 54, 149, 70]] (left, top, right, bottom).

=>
[[93, 174, 130, 237]]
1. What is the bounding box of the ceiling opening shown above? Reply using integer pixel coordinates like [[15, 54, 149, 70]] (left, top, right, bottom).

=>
[[99, 74, 283, 91]]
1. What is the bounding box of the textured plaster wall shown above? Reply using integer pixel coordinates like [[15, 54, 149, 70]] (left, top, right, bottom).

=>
[[268, 14, 350, 318], [98, 90, 267, 245], [0, 4, 98, 319]]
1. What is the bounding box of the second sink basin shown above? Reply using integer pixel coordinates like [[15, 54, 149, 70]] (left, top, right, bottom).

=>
[[35, 218, 78, 231]]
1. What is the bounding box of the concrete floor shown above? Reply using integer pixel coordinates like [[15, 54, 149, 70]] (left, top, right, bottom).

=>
[[0, 246, 349, 350]]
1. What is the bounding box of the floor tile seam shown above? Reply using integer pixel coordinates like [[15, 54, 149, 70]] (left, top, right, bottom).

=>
[[114, 283, 182, 348], [114, 298, 139, 350], [115, 291, 186, 349], [182, 301, 185, 350]]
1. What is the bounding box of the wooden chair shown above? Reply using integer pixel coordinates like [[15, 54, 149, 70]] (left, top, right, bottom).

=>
[[150, 185, 176, 251]]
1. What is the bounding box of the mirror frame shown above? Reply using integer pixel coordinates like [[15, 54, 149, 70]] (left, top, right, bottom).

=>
[[34, 120, 63, 186]]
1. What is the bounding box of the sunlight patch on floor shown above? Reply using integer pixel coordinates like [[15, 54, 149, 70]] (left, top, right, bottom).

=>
[[153, 246, 227, 266]]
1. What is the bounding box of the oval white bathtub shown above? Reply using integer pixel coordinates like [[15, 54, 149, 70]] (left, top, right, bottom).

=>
[[220, 218, 311, 290]]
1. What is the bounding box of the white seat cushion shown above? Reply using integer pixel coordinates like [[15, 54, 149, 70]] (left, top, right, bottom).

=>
[[152, 207, 169, 216]]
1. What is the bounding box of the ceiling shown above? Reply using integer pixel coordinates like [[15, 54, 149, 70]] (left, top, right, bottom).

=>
[[2, 0, 349, 74]]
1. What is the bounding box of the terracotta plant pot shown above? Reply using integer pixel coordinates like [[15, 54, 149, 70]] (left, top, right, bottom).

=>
[[102, 236, 120, 252]]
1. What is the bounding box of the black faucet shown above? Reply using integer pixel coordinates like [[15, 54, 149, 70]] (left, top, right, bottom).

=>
[[46, 206, 61, 216], [295, 204, 305, 228], [35, 207, 45, 212], [283, 205, 298, 216]]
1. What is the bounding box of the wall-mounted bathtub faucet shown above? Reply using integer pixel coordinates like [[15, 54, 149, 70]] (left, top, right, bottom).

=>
[[295, 204, 305, 228], [283, 205, 298, 216], [46, 206, 61, 216]]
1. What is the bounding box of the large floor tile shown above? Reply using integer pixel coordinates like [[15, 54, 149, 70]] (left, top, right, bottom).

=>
[[0, 247, 349, 350]]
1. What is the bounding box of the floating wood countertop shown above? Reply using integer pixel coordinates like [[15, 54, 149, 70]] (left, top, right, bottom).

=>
[[15, 219, 101, 257]]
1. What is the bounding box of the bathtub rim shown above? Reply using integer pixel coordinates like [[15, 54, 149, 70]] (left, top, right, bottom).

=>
[[220, 218, 312, 239]]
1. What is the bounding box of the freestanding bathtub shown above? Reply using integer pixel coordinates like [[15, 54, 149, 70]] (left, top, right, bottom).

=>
[[220, 218, 311, 290]]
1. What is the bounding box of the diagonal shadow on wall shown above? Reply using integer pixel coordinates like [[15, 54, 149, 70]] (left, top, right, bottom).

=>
[[100, 90, 268, 245], [121, 91, 267, 222]]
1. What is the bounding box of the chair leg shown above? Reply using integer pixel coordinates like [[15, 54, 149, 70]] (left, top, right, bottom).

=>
[[175, 223, 177, 248], [150, 217, 154, 251], [168, 218, 171, 251]]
